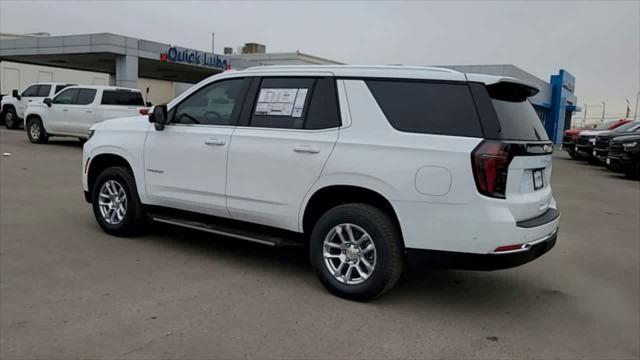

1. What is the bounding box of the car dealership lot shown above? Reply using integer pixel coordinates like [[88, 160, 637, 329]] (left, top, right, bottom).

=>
[[0, 128, 638, 359]]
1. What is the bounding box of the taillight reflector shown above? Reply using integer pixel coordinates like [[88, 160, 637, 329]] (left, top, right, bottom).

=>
[[471, 140, 512, 199], [140, 108, 149, 115]]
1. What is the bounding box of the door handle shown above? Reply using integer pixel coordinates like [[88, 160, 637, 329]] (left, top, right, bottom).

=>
[[85, 110, 93, 113], [293, 145, 320, 154], [204, 138, 226, 146], [62, 109, 69, 112]]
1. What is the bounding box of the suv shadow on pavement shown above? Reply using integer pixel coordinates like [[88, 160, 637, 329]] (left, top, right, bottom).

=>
[[144, 222, 555, 313]]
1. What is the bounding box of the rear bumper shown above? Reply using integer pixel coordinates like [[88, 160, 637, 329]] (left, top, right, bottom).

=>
[[406, 230, 557, 271]]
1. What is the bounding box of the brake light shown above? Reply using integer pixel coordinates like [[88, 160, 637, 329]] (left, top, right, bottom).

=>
[[140, 108, 149, 115], [471, 140, 512, 199]]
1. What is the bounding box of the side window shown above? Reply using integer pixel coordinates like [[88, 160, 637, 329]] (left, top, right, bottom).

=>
[[52, 88, 78, 105], [21, 85, 39, 97], [37, 85, 52, 97], [101, 91, 145, 106], [305, 78, 341, 130], [366, 80, 483, 138], [75, 89, 97, 105], [55, 85, 72, 94], [250, 78, 315, 129], [172, 78, 246, 126]]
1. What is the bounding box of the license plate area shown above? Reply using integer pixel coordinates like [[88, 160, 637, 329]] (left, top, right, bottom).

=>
[[532, 169, 544, 190]]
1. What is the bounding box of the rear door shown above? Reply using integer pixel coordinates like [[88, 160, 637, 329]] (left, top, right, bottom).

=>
[[226, 77, 340, 231]]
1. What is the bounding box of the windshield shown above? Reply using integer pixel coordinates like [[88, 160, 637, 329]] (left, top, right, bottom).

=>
[[613, 121, 640, 132]]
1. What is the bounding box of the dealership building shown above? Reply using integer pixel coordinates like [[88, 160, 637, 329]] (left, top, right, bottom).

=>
[[1, 32, 577, 143]]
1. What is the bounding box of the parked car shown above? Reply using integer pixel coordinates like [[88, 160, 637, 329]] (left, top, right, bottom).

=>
[[1, 83, 75, 129], [574, 120, 632, 163], [24, 86, 149, 143], [607, 134, 640, 179], [562, 128, 586, 159], [593, 121, 640, 166], [82, 65, 559, 300]]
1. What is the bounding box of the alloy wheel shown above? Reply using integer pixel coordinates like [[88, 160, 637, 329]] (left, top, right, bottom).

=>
[[323, 223, 377, 285], [98, 180, 128, 224]]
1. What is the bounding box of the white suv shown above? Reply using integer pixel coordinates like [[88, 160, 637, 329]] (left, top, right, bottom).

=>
[[82, 65, 559, 300], [24, 86, 149, 143]]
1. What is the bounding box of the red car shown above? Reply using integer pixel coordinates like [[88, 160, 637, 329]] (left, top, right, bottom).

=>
[[562, 119, 631, 159]]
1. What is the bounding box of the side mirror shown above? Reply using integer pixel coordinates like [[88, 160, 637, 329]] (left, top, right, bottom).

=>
[[149, 104, 168, 130], [146, 101, 153, 107], [12, 89, 21, 101], [43, 98, 52, 107]]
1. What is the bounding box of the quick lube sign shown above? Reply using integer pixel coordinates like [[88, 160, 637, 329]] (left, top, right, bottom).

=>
[[160, 47, 230, 70]]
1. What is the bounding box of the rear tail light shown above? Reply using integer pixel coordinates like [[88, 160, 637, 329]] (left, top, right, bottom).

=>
[[572, 133, 580, 142], [471, 140, 512, 199], [140, 108, 149, 115]]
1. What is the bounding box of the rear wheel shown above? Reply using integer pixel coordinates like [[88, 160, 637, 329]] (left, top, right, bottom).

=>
[[92, 166, 145, 236], [568, 151, 580, 160], [309, 203, 403, 301], [26, 118, 48, 144], [3, 108, 19, 129]]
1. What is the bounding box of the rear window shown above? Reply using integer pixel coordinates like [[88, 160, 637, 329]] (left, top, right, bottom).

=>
[[101, 90, 144, 106], [365, 80, 483, 137], [491, 99, 549, 141]]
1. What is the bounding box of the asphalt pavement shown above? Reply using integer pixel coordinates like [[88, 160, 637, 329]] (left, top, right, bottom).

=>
[[1, 128, 638, 359]]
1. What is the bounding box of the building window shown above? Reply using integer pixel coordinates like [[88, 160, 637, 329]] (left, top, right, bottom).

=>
[[532, 105, 548, 125]]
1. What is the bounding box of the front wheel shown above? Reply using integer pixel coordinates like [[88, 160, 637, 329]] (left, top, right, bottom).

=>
[[3, 108, 20, 129], [624, 162, 640, 180], [92, 166, 146, 236], [26, 118, 48, 143], [309, 203, 404, 301]]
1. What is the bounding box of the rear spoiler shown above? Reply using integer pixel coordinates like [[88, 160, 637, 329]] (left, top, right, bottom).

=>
[[465, 73, 539, 101]]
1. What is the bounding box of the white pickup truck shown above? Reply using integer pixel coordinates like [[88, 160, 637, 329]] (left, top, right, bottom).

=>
[[1, 82, 75, 129], [24, 85, 150, 143]]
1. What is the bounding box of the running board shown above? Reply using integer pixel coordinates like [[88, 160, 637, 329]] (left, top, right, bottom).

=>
[[149, 213, 303, 248]]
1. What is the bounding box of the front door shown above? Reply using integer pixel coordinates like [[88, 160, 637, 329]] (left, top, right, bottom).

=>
[[226, 77, 341, 231], [143, 77, 249, 217], [46, 87, 78, 133], [65, 88, 97, 136]]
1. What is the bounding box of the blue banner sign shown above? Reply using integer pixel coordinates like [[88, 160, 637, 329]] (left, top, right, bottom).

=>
[[160, 47, 229, 70]]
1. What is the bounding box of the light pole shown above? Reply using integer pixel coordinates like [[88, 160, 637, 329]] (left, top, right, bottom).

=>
[[601, 101, 606, 123], [583, 103, 587, 126], [626, 99, 631, 119], [634, 91, 639, 121]]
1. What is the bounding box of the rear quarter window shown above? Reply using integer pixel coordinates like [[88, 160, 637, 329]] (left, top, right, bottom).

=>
[[365, 80, 483, 137], [101, 91, 145, 106]]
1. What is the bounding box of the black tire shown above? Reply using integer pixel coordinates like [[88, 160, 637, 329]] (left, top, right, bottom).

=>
[[568, 151, 579, 160], [587, 156, 600, 165], [3, 107, 20, 129], [624, 162, 640, 180], [309, 203, 404, 301], [26, 117, 49, 144], [91, 166, 146, 236]]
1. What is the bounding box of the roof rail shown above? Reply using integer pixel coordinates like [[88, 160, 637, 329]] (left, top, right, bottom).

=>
[[241, 64, 462, 74]]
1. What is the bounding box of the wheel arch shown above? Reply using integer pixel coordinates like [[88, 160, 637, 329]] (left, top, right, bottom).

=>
[[301, 185, 404, 245], [87, 153, 135, 200]]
